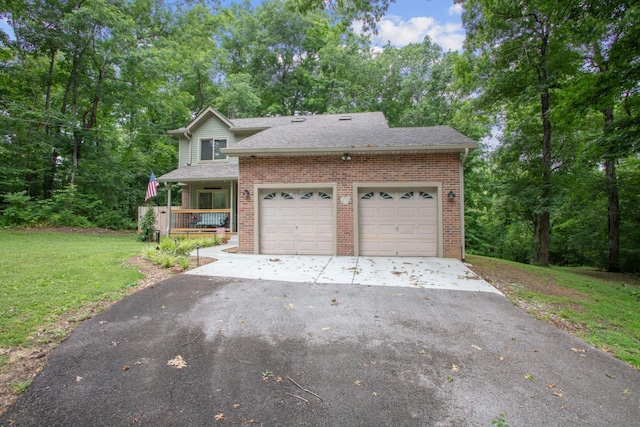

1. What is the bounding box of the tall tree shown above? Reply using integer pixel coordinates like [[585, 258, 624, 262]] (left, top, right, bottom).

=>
[[570, 0, 640, 271], [458, 0, 581, 266]]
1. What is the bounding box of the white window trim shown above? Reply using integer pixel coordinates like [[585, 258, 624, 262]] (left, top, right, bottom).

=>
[[198, 137, 229, 163]]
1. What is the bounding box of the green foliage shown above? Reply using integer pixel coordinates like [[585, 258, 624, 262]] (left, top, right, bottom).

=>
[[138, 208, 157, 242], [1, 192, 38, 226], [12, 380, 32, 395], [176, 256, 191, 270], [0, 231, 143, 347], [491, 413, 509, 427], [143, 234, 222, 269]]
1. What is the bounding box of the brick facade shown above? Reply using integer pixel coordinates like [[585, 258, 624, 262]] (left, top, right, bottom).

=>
[[181, 185, 190, 209], [238, 152, 463, 259]]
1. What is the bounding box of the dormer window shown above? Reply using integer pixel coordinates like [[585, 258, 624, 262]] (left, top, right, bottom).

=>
[[200, 138, 227, 161]]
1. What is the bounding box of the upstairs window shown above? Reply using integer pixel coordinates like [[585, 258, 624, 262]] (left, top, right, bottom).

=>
[[200, 138, 227, 161]]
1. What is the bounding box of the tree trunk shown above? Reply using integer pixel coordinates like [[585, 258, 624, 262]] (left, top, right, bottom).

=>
[[592, 43, 620, 273], [43, 49, 57, 199], [602, 107, 620, 272], [530, 215, 540, 265], [537, 32, 552, 267]]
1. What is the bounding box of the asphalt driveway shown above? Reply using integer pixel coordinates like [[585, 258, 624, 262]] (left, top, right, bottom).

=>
[[2, 273, 639, 426]]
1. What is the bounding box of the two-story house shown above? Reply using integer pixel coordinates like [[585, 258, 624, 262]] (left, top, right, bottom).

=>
[[158, 107, 477, 260]]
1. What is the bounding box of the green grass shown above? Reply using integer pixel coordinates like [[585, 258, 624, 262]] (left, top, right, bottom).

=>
[[468, 255, 640, 369], [0, 230, 145, 347]]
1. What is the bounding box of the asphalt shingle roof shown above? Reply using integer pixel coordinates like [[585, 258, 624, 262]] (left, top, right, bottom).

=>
[[229, 111, 388, 130], [223, 118, 478, 156], [157, 164, 238, 183], [166, 109, 478, 165]]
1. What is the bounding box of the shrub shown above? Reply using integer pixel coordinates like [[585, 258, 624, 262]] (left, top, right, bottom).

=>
[[176, 256, 191, 270], [1, 191, 37, 226], [95, 211, 136, 230], [142, 233, 224, 270], [138, 208, 156, 242], [49, 210, 92, 228]]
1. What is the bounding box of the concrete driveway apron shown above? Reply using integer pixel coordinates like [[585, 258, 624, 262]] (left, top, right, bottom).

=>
[[189, 237, 500, 294]]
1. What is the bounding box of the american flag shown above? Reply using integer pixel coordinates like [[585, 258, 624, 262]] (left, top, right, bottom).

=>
[[145, 171, 159, 202]]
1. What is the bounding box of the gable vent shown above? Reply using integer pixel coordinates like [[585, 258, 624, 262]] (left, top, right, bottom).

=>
[[291, 117, 306, 122], [339, 115, 352, 121]]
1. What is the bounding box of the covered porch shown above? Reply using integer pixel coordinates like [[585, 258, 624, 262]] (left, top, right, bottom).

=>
[[157, 164, 239, 236]]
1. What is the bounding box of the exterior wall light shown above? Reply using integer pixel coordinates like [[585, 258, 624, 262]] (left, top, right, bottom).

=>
[[448, 190, 456, 199], [341, 153, 352, 161], [243, 189, 250, 197]]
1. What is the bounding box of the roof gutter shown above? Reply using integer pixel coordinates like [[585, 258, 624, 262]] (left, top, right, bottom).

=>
[[157, 175, 238, 184], [222, 144, 477, 157]]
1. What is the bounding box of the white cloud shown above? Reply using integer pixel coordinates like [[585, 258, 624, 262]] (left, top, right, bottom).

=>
[[448, 4, 464, 15], [355, 14, 465, 52]]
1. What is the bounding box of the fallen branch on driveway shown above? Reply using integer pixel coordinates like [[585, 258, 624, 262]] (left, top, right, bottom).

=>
[[181, 333, 201, 346], [287, 375, 323, 401], [231, 354, 256, 365], [285, 392, 309, 403]]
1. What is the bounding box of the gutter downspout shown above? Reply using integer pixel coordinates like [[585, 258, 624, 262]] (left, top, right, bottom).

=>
[[460, 147, 470, 262], [184, 132, 193, 166]]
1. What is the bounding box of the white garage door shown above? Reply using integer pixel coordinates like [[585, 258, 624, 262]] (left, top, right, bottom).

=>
[[260, 190, 334, 255], [359, 189, 438, 256]]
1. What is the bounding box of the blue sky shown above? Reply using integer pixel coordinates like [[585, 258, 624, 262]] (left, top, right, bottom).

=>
[[369, 0, 465, 51], [1, 0, 465, 51]]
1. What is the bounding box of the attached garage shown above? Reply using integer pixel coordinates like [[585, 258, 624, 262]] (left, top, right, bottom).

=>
[[259, 189, 334, 255], [358, 189, 439, 257]]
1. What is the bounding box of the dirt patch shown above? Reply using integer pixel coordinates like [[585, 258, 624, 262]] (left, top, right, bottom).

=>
[[467, 257, 587, 301], [0, 255, 215, 416], [573, 268, 640, 286]]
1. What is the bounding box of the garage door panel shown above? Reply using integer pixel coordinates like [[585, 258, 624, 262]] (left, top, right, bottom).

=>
[[260, 190, 334, 255], [360, 224, 377, 235], [375, 242, 397, 255], [316, 207, 333, 217], [397, 242, 419, 253], [418, 242, 437, 252], [397, 224, 417, 235], [297, 207, 317, 217], [316, 224, 334, 234], [418, 207, 437, 217], [359, 189, 438, 257], [376, 224, 396, 236], [417, 224, 436, 235], [397, 207, 418, 218], [377, 207, 396, 217], [297, 224, 317, 234]]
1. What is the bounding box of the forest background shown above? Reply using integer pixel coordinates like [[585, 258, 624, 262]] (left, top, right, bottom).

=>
[[0, 0, 638, 272]]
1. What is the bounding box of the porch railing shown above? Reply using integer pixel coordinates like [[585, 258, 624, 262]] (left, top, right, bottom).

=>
[[170, 209, 232, 235]]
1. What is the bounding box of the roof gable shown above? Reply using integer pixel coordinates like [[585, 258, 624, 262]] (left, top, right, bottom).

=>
[[167, 106, 234, 136]]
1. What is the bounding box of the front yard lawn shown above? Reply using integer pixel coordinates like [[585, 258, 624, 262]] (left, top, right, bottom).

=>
[[0, 230, 144, 347]]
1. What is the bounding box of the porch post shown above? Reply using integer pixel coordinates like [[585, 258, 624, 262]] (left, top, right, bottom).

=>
[[230, 180, 235, 233], [165, 183, 171, 237]]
